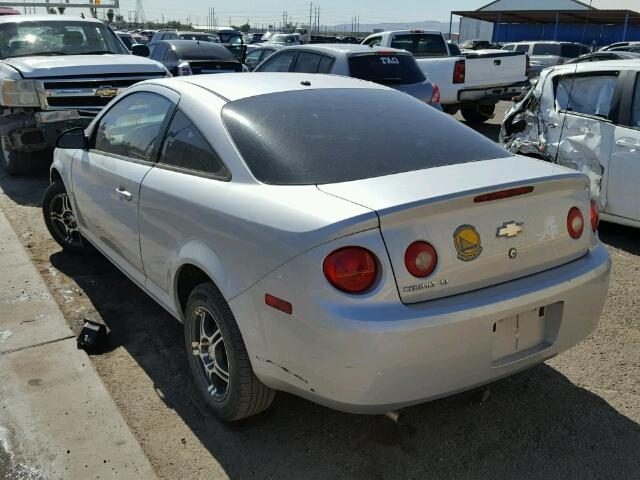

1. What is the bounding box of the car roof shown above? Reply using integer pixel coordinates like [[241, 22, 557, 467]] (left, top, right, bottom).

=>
[[551, 59, 640, 73], [0, 14, 103, 24], [150, 72, 389, 102], [276, 44, 411, 56]]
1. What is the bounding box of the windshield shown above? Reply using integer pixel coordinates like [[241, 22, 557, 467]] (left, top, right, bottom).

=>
[[270, 34, 297, 44], [348, 54, 425, 85], [532, 43, 560, 56], [390, 33, 448, 57], [222, 89, 509, 185], [0, 20, 128, 58]]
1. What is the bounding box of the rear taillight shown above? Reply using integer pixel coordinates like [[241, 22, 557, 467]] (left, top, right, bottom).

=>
[[177, 61, 193, 76], [590, 199, 600, 232], [526, 54, 531, 76], [453, 59, 465, 84], [323, 247, 377, 293], [404, 241, 438, 278], [567, 207, 584, 239], [430, 83, 441, 104]]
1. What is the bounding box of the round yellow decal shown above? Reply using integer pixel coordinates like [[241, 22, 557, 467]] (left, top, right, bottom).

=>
[[453, 224, 483, 262]]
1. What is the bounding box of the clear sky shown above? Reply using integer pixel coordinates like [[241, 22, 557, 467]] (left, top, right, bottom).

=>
[[114, 0, 486, 26]]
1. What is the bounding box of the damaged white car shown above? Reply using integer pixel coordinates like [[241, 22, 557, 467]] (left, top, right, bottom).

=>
[[501, 61, 640, 228]]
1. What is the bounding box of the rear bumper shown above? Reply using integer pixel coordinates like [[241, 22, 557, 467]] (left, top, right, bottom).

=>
[[0, 110, 91, 152], [457, 80, 531, 103], [232, 244, 610, 414]]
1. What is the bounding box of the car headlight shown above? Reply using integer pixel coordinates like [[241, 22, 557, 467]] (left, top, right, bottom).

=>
[[2, 79, 40, 107]]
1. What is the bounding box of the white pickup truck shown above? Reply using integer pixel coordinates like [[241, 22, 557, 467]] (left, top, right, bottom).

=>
[[0, 15, 169, 175], [362, 30, 530, 123]]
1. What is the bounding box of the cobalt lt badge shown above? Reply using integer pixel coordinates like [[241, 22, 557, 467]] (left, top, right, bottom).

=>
[[453, 224, 482, 262]]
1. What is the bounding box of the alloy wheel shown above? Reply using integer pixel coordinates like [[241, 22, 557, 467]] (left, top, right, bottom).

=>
[[49, 193, 83, 249], [191, 306, 230, 401]]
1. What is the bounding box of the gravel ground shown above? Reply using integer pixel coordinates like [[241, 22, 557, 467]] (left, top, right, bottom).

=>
[[0, 102, 638, 479]]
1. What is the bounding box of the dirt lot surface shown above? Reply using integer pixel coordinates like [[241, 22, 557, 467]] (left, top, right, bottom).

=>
[[0, 102, 638, 479]]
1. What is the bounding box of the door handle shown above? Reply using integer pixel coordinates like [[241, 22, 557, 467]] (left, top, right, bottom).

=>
[[547, 123, 558, 128], [116, 186, 132, 201], [616, 138, 640, 149]]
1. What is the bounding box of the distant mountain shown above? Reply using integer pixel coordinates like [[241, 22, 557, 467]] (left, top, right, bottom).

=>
[[331, 20, 459, 35]]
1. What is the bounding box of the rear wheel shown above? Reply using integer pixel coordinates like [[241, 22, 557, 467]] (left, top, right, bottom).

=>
[[185, 282, 275, 421], [461, 104, 496, 124], [42, 180, 88, 253]]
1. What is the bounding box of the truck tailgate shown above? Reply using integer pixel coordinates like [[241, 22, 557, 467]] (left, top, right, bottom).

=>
[[464, 51, 527, 88]]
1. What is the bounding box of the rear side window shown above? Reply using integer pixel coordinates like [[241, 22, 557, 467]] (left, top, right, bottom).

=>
[[293, 51, 323, 72], [318, 55, 334, 73], [363, 36, 382, 47], [222, 88, 510, 185], [631, 75, 640, 127], [533, 43, 560, 56], [258, 51, 296, 72], [555, 74, 617, 118], [348, 54, 425, 85], [390, 34, 447, 57], [159, 110, 228, 178], [515, 44, 530, 53]]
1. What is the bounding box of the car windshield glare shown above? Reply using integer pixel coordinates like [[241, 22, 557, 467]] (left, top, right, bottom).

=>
[[222, 88, 510, 185], [0, 21, 128, 58]]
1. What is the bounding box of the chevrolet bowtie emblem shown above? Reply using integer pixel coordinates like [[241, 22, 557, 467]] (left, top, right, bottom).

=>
[[497, 221, 524, 238], [95, 86, 118, 98]]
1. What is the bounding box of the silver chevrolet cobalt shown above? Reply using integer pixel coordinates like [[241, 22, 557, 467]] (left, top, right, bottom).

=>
[[43, 73, 611, 421]]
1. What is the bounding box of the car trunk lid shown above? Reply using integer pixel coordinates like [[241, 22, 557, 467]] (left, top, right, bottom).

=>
[[318, 156, 592, 304]]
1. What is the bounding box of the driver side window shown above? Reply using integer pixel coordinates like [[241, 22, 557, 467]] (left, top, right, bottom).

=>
[[257, 51, 297, 72], [364, 36, 382, 47], [93, 92, 173, 162]]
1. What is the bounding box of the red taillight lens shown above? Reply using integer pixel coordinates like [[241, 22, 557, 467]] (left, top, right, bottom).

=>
[[590, 199, 600, 232], [404, 241, 438, 278], [430, 83, 441, 104], [323, 247, 377, 293], [453, 59, 465, 84], [567, 207, 584, 239]]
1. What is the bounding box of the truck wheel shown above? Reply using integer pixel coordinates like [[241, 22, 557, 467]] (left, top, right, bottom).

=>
[[185, 282, 275, 421], [42, 180, 88, 253], [0, 136, 37, 176], [461, 104, 496, 124], [442, 105, 459, 116]]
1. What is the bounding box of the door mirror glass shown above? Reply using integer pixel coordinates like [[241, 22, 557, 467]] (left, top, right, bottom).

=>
[[132, 44, 150, 57], [56, 127, 87, 150]]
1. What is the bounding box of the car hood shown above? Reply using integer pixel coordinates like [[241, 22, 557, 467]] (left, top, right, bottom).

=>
[[3, 54, 167, 78]]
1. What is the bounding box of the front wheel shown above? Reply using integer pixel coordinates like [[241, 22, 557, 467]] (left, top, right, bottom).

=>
[[42, 180, 88, 253], [185, 282, 275, 421], [461, 104, 496, 124], [1, 135, 42, 176]]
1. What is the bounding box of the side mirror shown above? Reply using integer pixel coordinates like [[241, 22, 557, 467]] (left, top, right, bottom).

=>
[[56, 127, 88, 150], [131, 44, 150, 57]]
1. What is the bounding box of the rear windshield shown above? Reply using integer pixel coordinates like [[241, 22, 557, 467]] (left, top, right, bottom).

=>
[[532, 43, 560, 56], [222, 89, 510, 185], [390, 34, 448, 57], [348, 54, 425, 85]]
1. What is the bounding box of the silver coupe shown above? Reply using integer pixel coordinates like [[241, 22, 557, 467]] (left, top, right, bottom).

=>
[[43, 73, 611, 421]]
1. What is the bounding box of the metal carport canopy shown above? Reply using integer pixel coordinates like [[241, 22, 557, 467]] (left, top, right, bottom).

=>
[[452, 9, 640, 25]]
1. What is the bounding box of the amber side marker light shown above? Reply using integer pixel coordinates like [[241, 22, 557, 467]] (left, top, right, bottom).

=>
[[265, 294, 292, 315], [474, 186, 534, 203]]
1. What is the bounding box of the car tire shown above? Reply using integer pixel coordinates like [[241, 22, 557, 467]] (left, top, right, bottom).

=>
[[185, 282, 275, 421], [461, 104, 496, 124], [42, 180, 88, 253], [442, 105, 460, 116], [0, 135, 40, 176]]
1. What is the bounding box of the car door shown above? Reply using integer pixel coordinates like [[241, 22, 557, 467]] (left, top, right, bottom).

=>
[[139, 108, 230, 310], [606, 72, 640, 221], [72, 87, 177, 284], [549, 71, 619, 201]]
